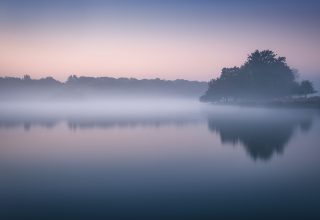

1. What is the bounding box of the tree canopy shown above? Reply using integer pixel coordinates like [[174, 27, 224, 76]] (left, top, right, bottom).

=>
[[201, 50, 316, 102], [297, 80, 316, 97]]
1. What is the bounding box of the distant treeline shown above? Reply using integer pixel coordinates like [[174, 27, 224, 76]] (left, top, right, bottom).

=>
[[201, 50, 317, 102], [0, 75, 207, 101]]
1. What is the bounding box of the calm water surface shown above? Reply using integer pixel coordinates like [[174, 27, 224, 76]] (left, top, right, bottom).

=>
[[0, 103, 319, 219]]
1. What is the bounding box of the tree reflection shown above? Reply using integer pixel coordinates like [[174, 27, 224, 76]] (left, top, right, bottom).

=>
[[0, 104, 317, 162], [207, 107, 315, 161]]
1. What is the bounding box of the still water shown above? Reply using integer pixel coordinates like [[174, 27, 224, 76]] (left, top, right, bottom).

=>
[[0, 102, 320, 219]]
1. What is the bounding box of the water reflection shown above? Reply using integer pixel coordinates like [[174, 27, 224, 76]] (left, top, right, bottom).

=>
[[0, 104, 318, 162], [0, 113, 202, 131], [206, 106, 316, 161]]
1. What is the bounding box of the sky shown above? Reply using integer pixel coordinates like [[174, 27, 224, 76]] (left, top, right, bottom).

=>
[[0, 0, 320, 81]]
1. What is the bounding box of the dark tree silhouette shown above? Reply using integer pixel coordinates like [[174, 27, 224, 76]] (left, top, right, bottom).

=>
[[299, 80, 316, 98], [0, 75, 207, 101], [201, 50, 315, 102], [23, 75, 31, 81]]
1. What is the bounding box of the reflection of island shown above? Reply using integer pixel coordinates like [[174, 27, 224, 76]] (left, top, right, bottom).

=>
[[206, 107, 315, 161], [0, 104, 318, 162]]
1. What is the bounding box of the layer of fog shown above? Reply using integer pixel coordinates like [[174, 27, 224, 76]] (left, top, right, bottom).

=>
[[0, 98, 209, 130], [0, 98, 204, 116], [1, 99, 319, 131]]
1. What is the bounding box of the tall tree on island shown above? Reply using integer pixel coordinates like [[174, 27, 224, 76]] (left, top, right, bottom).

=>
[[201, 50, 316, 102]]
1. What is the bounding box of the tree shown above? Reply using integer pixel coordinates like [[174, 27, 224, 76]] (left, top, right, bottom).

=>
[[201, 50, 307, 102], [23, 75, 31, 81], [66, 75, 78, 84], [299, 80, 316, 98]]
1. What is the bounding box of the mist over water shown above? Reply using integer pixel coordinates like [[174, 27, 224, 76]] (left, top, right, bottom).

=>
[[1, 100, 320, 219]]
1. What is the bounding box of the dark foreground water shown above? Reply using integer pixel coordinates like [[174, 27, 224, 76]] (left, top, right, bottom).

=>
[[0, 102, 320, 219]]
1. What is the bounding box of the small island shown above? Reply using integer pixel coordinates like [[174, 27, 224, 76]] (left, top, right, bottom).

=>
[[200, 50, 320, 108]]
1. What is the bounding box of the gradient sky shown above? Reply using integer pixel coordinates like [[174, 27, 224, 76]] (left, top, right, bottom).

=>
[[0, 0, 319, 81]]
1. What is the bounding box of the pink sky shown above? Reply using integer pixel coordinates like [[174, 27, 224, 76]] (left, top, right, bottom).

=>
[[1, 1, 319, 82]]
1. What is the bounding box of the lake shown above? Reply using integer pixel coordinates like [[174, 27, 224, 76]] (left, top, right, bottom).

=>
[[0, 102, 319, 219]]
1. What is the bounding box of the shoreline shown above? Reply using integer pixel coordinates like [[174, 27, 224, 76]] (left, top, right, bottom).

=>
[[207, 96, 320, 109]]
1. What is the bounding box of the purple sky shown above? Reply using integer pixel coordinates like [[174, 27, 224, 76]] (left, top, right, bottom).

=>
[[0, 0, 319, 81]]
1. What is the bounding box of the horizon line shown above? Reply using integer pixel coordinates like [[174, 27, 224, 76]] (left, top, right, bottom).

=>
[[0, 74, 209, 83]]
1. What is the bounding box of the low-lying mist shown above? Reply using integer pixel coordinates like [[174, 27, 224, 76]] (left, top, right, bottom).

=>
[[0, 98, 207, 130]]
